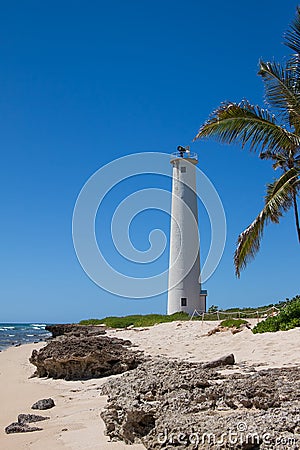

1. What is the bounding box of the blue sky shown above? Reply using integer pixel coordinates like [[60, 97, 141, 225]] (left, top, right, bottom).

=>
[[0, 0, 299, 322]]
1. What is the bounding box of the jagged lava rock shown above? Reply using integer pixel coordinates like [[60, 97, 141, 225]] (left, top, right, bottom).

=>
[[45, 324, 106, 338], [30, 335, 144, 380], [202, 353, 235, 369], [101, 357, 300, 449], [5, 413, 49, 434], [5, 423, 42, 434], [31, 398, 55, 410], [18, 414, 50, 424]]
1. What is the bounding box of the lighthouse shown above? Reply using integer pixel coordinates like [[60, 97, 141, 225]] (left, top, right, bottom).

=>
[[167, 146, 207, 315]]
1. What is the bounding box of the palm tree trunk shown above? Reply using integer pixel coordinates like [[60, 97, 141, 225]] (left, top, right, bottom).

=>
[[292, 191, 300, 243]]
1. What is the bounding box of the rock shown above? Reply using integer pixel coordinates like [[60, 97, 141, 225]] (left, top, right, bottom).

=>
[[207, 326, 223, 335], [31, 398, 55, 410], [29, 335, 143, 380], [5, 422, 42, 434], [18, 414, 50, 424], [207, 323, 250, 336], [45, 324, 106, 338], [101, 357, 212, 444], [133, 328, 149, 332], [231, 327, 243, 334], [100, 357, 300, 449], [202, 353, 235, 369]]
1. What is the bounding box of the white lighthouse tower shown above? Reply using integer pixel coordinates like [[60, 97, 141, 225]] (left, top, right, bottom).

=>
[[167, 146, 207, 315]]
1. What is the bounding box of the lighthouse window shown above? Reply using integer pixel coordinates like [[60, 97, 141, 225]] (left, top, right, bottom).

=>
[[181, 297, 187, 306], [181, 167, 186, 173]]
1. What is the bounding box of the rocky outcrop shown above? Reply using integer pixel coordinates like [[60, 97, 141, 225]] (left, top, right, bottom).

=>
[[31, 398, 55, 410], [18, 414, 50, 424], [5, 423, 43, 434], [207, 322, 251, 336], [101, 357, 300, 449], [30, 334, 144, 380], [45, 324, 106, 338], [5, 414, 49, 434], [202, 353, 235, 369]]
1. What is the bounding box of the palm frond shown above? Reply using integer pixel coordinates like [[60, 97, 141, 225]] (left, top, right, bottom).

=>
[[285, 54, 300, 87], [272, 160, 286, 170], [265, 169, 298, 222], [258, 60, 300, 126], [194, 100, 300, 153], [235, 168, 299, 277], [259, 151, 289, 170], [284, 6, 300, 54]]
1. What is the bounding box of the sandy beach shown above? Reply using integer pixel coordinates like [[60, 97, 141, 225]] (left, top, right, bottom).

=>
[[0, 342, 143, 450], [0, 320, 299, 449], [107, 319, 300, 368]]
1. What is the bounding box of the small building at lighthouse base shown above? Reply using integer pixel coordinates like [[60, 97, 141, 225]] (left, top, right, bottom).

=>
[[167, 289, 207, 316]]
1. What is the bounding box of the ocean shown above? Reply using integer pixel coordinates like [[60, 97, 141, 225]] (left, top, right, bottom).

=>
[[0, 323, 51, 351]]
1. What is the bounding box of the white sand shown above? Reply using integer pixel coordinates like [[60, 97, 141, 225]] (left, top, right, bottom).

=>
[[108, 319, 300, 368], [0, 320, 299, 449]]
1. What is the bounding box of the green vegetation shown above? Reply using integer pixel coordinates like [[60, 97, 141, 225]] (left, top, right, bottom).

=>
[[208, 305, 219, 313], [194, 7, 300, 277], [201, 299, 287, 321], [253, 296, 300, 333], [80, 311, 249, 326], [79, 312, 189, 328], [220, 318, 248, 328], [79, 296, 297, 329]]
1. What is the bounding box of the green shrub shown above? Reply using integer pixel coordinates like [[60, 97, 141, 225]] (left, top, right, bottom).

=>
[[252, 296, 300, 333], [208, 305, 219, 313], [79, 318, 105, 326], [220, 318, 248, 328]]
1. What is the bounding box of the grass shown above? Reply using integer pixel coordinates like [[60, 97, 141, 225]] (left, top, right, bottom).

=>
[[79, 295, 298, 330], [220, 318, 248, 328], [79, 312, 190, 328]]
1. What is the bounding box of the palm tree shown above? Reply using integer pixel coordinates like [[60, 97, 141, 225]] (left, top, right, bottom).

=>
[[194, 8, 300, 277]]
